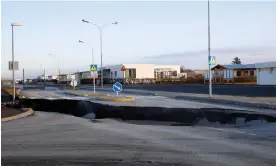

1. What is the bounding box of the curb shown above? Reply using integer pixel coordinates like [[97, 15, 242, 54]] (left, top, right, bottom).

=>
[[96, 96, 136, 102], [64, 92, 107, 97], [19, 95, 26, 99], [64, 92, 88, 97], [85, 93, 107, 97], [2, 108, 34, 122]]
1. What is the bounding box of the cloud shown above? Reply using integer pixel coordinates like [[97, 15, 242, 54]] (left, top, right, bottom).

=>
[[136, 46, 276, 69], [143, 46, 276, 59]]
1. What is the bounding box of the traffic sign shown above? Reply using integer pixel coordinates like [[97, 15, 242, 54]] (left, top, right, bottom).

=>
[[113, 82, 122, 93], [121, 65, 126, 71], [9, 61, 19, 70], [90, 71, 98, 78], [208, 56, 216, 65], [70, 80, 77, 87], [90, 64, 97, 71]]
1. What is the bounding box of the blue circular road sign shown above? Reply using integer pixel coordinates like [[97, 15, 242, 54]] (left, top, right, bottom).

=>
[[113, 82, 123, 93]]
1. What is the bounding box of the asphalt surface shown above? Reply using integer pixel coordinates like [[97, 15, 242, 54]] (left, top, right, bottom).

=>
[[2, 111, 276, 166], [14, 83, 276, 97], [18, 89, 276, 115], [3, 88, 276, 165], [106, 84, 276, 97]]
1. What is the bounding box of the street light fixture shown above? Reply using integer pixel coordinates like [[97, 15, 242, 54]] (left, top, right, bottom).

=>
[[11, 22, 23, 101], [78, 40, 94, 64], [82, 19, 118, 88], [11, 22, 24, 26], [49, 54, 60, 87]]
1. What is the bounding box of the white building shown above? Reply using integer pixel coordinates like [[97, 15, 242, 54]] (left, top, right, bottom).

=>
[[255, 61, 276, 85], [47, 75, 58, 80], [59, 74, 76, 82], [37, 75, 49, 80], [71, 71, 97, 85], [154, 65, 181, 79], [102, 64, 181, 79]]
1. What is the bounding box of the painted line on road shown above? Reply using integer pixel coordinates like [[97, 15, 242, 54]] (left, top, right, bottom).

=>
[[134, 96, 168, 99]]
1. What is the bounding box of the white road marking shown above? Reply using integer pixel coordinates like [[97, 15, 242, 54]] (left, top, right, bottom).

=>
[[134, 96, 168, 99], [165, 106, 172, 108]]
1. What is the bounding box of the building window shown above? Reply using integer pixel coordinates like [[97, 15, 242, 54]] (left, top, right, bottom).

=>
[[125, 69, 136, 78], [244, 71, 248, 76], [103, 69, 110, 78], [236, 70, 241, 77], [250, 70, 254, 76], [172, 71, 177, 76], [114, 71, 117, 78]]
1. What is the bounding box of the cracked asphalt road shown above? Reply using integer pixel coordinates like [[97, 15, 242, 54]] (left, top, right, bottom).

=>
[[2, 111, 276, 166]]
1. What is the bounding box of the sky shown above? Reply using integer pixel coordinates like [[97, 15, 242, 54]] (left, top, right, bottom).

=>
[[1, 0, 276, 79]]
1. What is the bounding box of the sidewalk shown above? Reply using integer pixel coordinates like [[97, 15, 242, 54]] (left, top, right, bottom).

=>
[[80, 85, 276, 110]]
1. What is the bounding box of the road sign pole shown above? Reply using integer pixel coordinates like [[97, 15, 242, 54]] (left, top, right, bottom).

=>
[[90, 64, 98, 93], [116, 91, 119, 97], [209, 63, 212, 97], [23, 68, 25, 90], [208, 0, 212, 98], [123, 71, 125, 83], [44, 69, 46, 90], [93, 72, 96, 93]]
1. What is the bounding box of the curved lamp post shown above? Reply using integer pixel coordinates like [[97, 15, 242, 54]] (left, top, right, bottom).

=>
[[82, 19, 118, 88]]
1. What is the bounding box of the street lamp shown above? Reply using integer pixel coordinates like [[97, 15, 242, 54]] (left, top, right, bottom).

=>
[[82, 19, 118, 88], [79, 40, 94, 64], [79, 40, 96, 93], [11, 22, 23, 101], [49, 54, 60, 87]]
